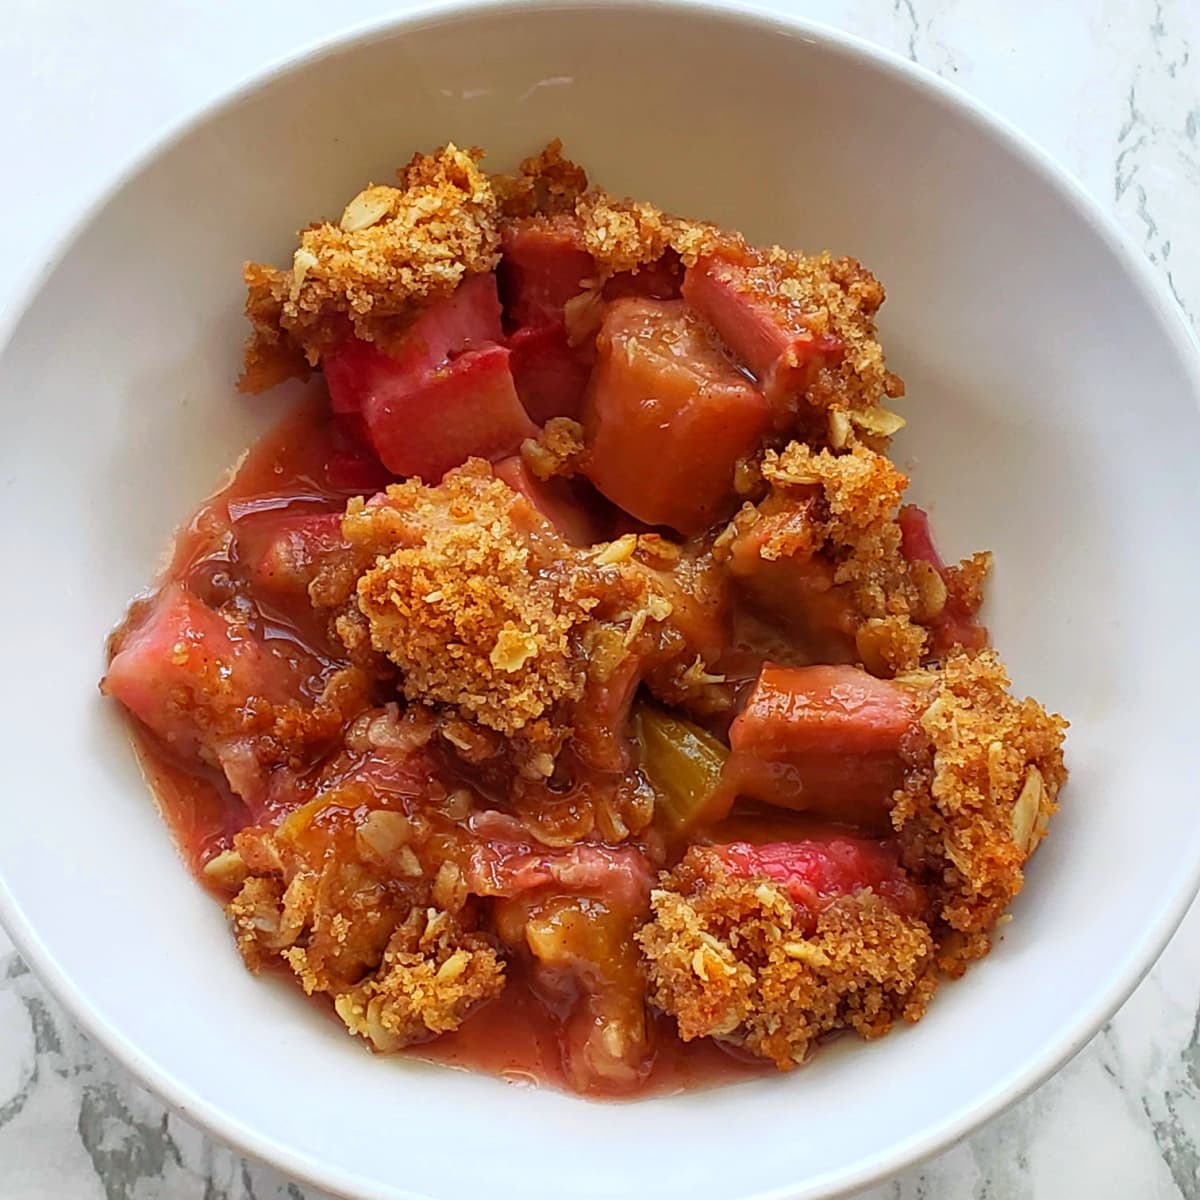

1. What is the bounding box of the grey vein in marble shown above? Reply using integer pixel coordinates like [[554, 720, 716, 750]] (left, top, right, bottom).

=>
[[1113, 0, 1199, 324]]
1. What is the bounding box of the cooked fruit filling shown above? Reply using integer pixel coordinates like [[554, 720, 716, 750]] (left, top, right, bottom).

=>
[[103, 142, 1067, 1096]]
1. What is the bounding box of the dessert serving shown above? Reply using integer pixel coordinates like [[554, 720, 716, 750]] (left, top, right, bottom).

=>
[[102, 141, 1067, 1096]]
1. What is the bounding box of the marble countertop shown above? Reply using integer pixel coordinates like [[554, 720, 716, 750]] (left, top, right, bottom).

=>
[[2, 0, 1198, 1196]]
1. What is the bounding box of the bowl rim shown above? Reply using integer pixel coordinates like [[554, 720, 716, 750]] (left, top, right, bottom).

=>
[[2, 2, 1200, 1197]]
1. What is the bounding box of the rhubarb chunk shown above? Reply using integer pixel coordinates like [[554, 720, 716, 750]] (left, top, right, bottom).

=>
[[103, 585, 298, 802], [327, 339, 536, 481], [493, 454, 605, 547], [499, 215, 595, 327], [324, 273, 502, 415], [507, 323, 590, 423], [682, 251, 843, 404], [582, 299, 769, 535], [722, 663, 920, 829]]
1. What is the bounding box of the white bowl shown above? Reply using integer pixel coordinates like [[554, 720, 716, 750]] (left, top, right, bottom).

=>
[[2, 2, 1199, 1197]]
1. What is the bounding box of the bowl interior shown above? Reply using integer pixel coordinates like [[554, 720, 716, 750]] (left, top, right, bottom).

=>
[[2, 4, 1199, 1199]]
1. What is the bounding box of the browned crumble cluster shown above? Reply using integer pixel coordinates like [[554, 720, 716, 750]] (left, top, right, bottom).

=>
[[719, 440, 966, 675], [491, 138, 590, 217], [755, 245, 904, 420], [304, 458, 716, 777], [350, 464, 592, 737], [892, 651, 1068, 971], [639, 847, 937, 1068], [775, 442, 929, 671], [332, 906, 506, 1050], [220, 772, 505, 1048], [241, 144, 502, 390]]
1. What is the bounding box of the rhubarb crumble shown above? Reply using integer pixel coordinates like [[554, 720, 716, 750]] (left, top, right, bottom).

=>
[[102, 141, 1067, 1096]]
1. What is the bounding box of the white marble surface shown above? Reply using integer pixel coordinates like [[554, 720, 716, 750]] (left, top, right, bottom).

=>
[[1, 0, 1199, 1196]]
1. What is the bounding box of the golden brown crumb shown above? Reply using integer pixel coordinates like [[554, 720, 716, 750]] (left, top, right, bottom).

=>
[[493, 139, 721, 276], [226, 777, 505, 1048], [760, 246, 904, 418], [723, 441, 995, 675], [493, 137, 589, 217], [520, 417, 587, 481], [239, 144, 501, 389], [639, 848, 936, 1067], [855, 615, 929, 677], [332, 906, 505, 1050], [571, 190, 723, 276], [227, 875, 289, 971], [763, 441, 908, 549], [346, 462, 593, 738], [945, 551, 992, 613], [240, 262, 312, 392], [727, 441, 930, 673], [787, 443, 918, 637], [893, 650, 1068, 969], [248, 666, 375, 770], [309, 459, 705, 774]]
